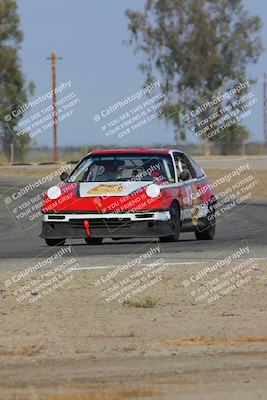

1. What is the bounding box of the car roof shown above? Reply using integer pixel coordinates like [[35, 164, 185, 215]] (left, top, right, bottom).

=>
[[90, 148, 183, 156]]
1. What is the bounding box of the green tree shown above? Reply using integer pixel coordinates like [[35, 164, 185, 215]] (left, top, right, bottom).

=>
[[125, 0, 262, 155], [0, 0, 33, 162]]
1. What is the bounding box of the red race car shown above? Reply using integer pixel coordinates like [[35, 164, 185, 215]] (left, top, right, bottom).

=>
[[41, 148, 216, 246]]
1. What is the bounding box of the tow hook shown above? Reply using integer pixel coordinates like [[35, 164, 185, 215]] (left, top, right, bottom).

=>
[[83, 220, 91, 237]]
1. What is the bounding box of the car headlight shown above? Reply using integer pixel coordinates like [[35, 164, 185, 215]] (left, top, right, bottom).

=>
[[47, 186, 61, 200], [146, 184, 161, 198]]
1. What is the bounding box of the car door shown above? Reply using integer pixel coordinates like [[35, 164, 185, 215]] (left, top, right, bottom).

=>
[[173, 152, 195, 226], [188, 157, 211, 221]]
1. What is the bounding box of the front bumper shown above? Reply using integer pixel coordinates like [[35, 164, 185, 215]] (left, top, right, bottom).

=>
[[40, 211, 172, 239]]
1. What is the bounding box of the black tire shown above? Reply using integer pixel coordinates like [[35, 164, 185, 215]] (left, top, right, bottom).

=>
[[84, 237, 103, 245], [159, 203, 180, 242], [195, 207, 216, 240], [45, 238, 66, 246]]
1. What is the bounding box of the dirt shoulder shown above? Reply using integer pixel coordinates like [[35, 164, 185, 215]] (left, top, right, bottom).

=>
[[0, 261, 267, 399], [0, 165, 65, 177], [0, 163, 266, 201]]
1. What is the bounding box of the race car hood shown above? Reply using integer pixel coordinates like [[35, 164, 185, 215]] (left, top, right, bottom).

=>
[[42, 180, 166, 213], [78, 181, 150, 197]]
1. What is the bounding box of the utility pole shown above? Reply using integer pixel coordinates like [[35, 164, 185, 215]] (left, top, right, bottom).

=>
[[46, 52, 62, 162], [264, 72, 267, 144]]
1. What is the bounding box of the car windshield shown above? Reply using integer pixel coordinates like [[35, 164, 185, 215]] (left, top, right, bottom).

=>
[[69, 153, 175, 183]]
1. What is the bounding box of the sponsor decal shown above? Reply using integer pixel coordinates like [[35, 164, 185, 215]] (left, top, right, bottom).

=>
[[87, 183, 125, 195]]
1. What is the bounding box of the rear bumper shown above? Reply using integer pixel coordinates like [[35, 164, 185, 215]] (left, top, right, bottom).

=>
[[40, 211, 172, 239]]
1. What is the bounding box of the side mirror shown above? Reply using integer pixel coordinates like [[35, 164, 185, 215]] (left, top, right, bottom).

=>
[[60, 172, 69, 181], [179, 169, 190, 181]]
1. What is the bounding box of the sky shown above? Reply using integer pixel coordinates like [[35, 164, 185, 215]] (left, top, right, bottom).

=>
[[16, 0, 267, 148]]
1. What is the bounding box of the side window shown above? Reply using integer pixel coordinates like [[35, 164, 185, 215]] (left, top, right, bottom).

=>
[[173, 153, 195, 180], [189, 158, 205, 179], [69, 156, 91, 182]]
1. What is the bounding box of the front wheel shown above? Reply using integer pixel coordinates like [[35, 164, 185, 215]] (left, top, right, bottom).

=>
[[159, 203, 180, 242], [195, 209, 216, 240], [45, 238, 66, 246], [84, 238, 103, 245]]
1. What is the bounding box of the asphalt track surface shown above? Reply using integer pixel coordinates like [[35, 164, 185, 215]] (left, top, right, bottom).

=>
[[0, 175, 267, 270]]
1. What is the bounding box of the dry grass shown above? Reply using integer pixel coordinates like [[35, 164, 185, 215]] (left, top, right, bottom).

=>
[[0, 152, 7, 164], [195, 155, 264, 160], [0, 165, 66, 177], [123, 296, 157, 309], [161, 336, 267, 346], [0, 344, 44, 356], [86, 332, 135, 338], [206, 168, 267, 199], [42, 387, 161, 400], [0, 385, 162, 400]]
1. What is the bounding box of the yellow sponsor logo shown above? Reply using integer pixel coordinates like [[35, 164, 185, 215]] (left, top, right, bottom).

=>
[[87, 184, 125, 195]]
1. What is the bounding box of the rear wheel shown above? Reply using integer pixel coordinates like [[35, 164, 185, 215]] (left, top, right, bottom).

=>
[[84, 238, 103, 245], [45, 238, 66, 246], [159, 203, 180, 242]]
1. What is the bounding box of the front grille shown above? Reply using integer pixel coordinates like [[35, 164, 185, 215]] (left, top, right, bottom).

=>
[[69, 218, 131, 229], [135, 213, 154, 218]]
